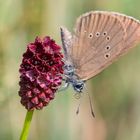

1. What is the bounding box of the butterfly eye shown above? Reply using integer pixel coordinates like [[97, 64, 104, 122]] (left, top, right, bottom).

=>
[[103, 32, 107, 36], [95, 32, 100, 37], [104, 53, 110, 59], [88, 33, 93, 38], [106, 36, 110, 41], [106, 45, 110, 50]]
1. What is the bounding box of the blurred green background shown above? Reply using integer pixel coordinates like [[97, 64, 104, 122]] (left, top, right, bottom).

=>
[[0, 0, 140, 140]]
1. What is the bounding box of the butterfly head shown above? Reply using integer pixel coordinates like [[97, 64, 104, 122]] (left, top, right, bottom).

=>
[[72, 80, 85, 93]]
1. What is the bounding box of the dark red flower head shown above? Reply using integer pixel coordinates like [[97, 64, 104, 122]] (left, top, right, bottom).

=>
[[19, 36, 64, 110]]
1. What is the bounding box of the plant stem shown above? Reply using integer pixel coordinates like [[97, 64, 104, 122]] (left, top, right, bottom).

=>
[[20, 110, 34, 140]]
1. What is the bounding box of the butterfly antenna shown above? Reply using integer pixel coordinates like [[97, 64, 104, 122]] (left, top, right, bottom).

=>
[[84, 87, 95, 118], [76, 100, 80, 115], [74, 93, 82, 115], [88, 92, 95, 118]]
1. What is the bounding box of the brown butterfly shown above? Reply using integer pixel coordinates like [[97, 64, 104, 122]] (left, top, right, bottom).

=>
[[61, 11, 140, 91], [60, 11, 140, 116]]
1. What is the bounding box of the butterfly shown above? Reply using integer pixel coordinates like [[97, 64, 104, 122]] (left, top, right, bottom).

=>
[[60, 11, 140, 116]]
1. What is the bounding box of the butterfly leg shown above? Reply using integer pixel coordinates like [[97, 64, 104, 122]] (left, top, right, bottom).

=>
[[58, 80, 70, 92]]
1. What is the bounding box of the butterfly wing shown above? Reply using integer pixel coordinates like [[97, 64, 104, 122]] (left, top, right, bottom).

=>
[[111, 12, 140, 55], [60, 26, 73, 62], [70, 11, 126, 80]]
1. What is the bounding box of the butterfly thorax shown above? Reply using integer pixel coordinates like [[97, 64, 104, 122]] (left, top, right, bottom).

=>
[[64, 63, 85, 93]]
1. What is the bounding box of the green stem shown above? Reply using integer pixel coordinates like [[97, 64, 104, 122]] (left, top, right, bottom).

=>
[[20, 110, 34, 140]]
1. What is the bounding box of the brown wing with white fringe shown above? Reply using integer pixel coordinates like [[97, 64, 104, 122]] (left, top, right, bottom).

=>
[[70, 11, 126, 80], [112, 12, 140, 55]]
